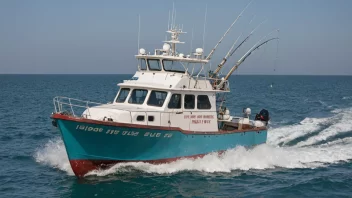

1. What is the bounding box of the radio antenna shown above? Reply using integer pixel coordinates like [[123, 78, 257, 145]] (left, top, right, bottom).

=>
[[137, 14, 141, 52], [202, 4, 208, 51]]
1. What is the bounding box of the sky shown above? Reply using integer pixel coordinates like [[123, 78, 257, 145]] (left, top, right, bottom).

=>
[[0, 0, 351, 75]]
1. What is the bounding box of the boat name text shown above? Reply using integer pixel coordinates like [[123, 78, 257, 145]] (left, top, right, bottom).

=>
[[75, 125, 173, 138], [184, 115, 214, 124]]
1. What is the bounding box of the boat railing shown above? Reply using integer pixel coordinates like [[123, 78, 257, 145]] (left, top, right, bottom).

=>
[[53, 96, 104, 118]]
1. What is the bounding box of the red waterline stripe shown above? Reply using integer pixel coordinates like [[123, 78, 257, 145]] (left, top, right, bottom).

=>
[[70, 151, 226, 177]]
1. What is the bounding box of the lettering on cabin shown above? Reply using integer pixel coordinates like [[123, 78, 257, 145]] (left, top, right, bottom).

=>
[[183, 115, 214, 124], [75, 125, 173, 138]]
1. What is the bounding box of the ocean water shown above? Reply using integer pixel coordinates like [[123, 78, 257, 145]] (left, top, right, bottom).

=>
[[1, 74, 352, 197]]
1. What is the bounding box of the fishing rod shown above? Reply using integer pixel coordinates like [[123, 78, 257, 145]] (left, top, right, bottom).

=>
[[214, 36, 278, 90], [209, 33, 242, 78], [229, 19, 266, 57], [209, 19, 266, 78], [205, 0, 253, 60], [223, 37, 279, 81]]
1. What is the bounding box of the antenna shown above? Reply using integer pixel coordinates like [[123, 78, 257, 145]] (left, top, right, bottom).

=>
[[189, 27, 194, 55], [171, 2, 175, 29], [202, 4, 208, 51], [173, 10, 177, 29], [168, 10, 171, 30], [205, 0, 253, 60], [137, 14, 141, 53]]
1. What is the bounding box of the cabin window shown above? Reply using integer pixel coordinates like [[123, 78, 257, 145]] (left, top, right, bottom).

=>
[[197, 95, 211, 109], [163, 60, 186, 73], [147, 90, 167, 107], [137, 115, 145, 121], [139, 59, 147, 70], [148, 116, 154, 122], [115, 88, 130, 103], [147, 59, 162, 71], [128, 89, 148, 104], [168, 94, 181, 109], [184, 94, 195, 109]]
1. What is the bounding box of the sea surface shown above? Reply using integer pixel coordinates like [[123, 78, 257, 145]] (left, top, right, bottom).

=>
[[1, 75, 352, 197]]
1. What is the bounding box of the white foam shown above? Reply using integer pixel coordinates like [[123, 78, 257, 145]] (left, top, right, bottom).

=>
[[87, 140, 352, 177], [342, 96, 352, 100], [296, 108, 352, 147], [34, 138, 74, 175], [267, 117, 329, 145]]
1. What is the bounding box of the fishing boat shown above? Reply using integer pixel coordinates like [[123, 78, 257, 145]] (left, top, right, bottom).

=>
[[51, 5, 277, 177]]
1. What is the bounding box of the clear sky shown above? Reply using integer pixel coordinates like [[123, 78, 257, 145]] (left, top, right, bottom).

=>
[[0, 0, 351, 75]]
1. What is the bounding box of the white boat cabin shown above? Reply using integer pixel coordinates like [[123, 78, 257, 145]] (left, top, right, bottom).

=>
[[79, 25, 266, 132], [84, 54, 224, 132]]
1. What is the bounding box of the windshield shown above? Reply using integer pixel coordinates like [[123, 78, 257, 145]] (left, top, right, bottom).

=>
[[128, 89, 148, 104], [163, 60, 186, 73], [115, 88, 130, 103], [147, 90, 168, 107], [138, 59, 147, 70], [147, 59, 162, 71]]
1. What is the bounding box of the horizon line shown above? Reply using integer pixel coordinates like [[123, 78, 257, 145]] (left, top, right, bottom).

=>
[[1, 73, 352, 76]]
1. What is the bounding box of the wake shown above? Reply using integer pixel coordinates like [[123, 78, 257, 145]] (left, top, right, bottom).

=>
[[34, 107, 352, 177]]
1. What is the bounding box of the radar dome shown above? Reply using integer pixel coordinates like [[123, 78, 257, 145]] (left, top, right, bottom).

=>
[[139, 48, 146, 55], [163, 43, 171, 52], [244, 108, 251, 115], [195, 48, 203, 54]]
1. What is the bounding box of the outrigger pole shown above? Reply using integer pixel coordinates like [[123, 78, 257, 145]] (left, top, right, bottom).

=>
[[223, 31, 279, 81], [210, 19, 266, 78], [210, 33, 242, 78], [205, 0, 253, 61]]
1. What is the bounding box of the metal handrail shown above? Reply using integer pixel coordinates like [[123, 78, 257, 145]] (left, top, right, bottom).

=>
[[53, 96, 104, 118]]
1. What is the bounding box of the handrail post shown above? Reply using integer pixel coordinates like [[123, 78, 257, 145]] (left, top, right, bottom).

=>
[[53, 98, 57, 113], [69, 98, 75, 117], [86, 101, 91, 118]]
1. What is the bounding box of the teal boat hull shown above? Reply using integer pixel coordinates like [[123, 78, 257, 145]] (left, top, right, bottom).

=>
[[52, 114, 267, 177]]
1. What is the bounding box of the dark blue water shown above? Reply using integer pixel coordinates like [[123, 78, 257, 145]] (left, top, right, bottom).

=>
[[1, 75, 352, 197]]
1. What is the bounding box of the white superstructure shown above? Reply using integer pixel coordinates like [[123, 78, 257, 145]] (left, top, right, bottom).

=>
[[57, 11, 272, 133]]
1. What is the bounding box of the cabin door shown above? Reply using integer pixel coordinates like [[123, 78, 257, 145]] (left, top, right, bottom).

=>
[[169, 111, 190, 131], [146, 112, 161, 126]]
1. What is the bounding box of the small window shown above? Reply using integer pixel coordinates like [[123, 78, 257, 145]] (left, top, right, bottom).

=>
[[115, 88, 130, 103], [148, 116, 154, 122], [139, 59, 147, 70], [137, 115, 145, 121], [168, 94, 181, 109], [197, 95, 211, 109], [184, 95, 195, 109], [128, 89, 148, 104], [163, 60, 186, 73], [147, 90, 167, 107], [147, 59, 161, 71]]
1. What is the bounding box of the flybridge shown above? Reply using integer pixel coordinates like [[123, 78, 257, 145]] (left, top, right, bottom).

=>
[[135, 7, 209, 75]]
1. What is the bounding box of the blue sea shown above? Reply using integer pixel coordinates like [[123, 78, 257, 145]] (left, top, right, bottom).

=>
[[1, 75, 352, 197]]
